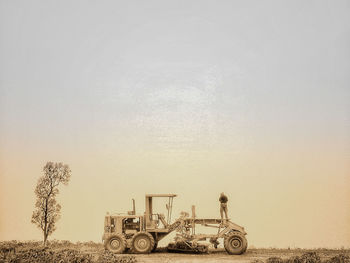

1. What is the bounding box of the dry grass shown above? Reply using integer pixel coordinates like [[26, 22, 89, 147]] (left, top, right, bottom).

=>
[[1, 241, 349, 263], [263, 251, 350, 263], [0, 240, 136, 263]]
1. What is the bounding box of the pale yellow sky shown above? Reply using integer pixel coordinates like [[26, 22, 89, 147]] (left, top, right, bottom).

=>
[[0, 0, 350, 248]]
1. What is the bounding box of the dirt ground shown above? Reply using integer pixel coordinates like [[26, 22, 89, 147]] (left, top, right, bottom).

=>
[[134, 248, 350, 263], [1, 241, 349, 263]]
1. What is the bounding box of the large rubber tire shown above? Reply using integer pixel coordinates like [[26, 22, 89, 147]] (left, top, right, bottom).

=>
[[105, 234, 127, 254], [224, 231, 247, 255], [131, 232, 155, 254], [243, 239, 248, 253]]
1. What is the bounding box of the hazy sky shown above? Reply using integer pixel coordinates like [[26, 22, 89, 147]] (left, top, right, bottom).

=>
[[0, 0, 349, 248]]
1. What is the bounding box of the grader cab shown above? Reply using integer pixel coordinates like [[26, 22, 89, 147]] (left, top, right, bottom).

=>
[[103, 194, 248, 254]]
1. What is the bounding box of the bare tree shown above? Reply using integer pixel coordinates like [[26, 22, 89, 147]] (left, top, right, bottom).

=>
[[31, 162, 71, 245]]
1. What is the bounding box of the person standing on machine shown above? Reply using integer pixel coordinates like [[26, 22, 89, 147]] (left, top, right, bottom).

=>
[[219, 192, 228, 223]]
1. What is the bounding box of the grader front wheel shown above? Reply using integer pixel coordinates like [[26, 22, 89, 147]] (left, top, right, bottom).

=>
[[131, 232, 155, 253], [224, 232, 247, 255], [243, 239, 248, 252]]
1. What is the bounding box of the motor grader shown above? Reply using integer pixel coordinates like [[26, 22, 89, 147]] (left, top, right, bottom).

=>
[[102, 194, 247, 254]]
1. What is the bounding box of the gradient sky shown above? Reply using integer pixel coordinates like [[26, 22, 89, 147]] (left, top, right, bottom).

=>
[[0, 0, 349, 248]]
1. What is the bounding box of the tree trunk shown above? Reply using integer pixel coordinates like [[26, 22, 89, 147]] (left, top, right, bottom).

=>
[[43, 197, 48, 246], [43, 232, 48, 246]]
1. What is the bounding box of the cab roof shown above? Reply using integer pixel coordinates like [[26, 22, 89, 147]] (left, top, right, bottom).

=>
[[145, 194, 177, 197]]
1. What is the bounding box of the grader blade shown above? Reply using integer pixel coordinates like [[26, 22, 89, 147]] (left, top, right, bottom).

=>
[[167, 241, 209, 254]]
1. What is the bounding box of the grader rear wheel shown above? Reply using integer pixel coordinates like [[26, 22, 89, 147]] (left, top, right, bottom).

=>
[[224, 231, 247, 255], [105, 234, 127, 254], [131, 232, 155, 254]]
